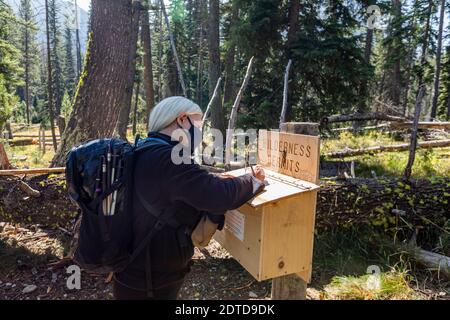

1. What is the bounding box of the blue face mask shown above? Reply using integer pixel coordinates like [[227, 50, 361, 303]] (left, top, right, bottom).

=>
[[178, 116, 202, 155]]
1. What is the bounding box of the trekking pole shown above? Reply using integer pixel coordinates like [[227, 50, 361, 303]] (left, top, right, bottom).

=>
[[101, 156, 107, 216], [110, 158, 122, 216], [109, 149, 118, 215], [106, 144, 112, 216]]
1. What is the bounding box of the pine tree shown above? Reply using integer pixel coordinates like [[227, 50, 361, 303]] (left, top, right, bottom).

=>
[[63, 15, 77, 98], [437, 46, 450, 120], [0, 3, 23, 130], [48, 0, 64, 117], [18, 0, 39, 125]]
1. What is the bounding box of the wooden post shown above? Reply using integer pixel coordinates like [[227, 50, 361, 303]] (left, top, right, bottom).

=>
[[271, 122, 319, 300]]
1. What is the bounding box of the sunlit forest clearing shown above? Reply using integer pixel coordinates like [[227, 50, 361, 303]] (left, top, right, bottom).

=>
[[1, 0, 450, 301]]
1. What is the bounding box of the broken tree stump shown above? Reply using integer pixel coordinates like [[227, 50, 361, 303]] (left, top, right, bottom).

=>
[[0, 142, 13, 170]]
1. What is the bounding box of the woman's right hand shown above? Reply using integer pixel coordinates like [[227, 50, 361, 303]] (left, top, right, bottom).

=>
[[253, 165, 265, 183]]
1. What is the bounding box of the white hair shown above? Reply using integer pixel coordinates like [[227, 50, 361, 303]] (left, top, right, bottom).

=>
[[148, 96, 202, 132]]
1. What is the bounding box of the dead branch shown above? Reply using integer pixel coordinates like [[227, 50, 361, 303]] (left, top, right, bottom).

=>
[[279, 59, 292, 129], [321, 112, 407, 126], [0, 167, 66, 176], [325, 139, 450, 158], [225, 56, 255, 165]]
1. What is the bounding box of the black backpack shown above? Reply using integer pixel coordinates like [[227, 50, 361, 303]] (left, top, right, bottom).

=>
[[65, 136, 181, 275]]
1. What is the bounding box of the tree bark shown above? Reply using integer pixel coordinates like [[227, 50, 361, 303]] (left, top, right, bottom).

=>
[[161, 0, 186, 96], [196, 0, 206, 105], [74, 0, 83, 78], [222, 0, 238, 107], [286, 0, 300, 53], [24, 6, 31, 125], [45, 0, 58, 152], [141, 6, 155, 129], [115, 1, 141, 140], [132, 79, 140, 136], [51, 0, 135, 166], [208, 0, 225, 134], [431, 0, 446, 120], [385, 0, 402, 107]]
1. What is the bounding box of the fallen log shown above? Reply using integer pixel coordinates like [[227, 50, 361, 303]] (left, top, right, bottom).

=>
[[326, 139, 450, 158], [0, 167, 66, 176], [331, 124, 390, 132], [412, 247, 450, 280], [331, 122, 450, 132], [321, 112, 407, 125], [12, 134, 61, 138], [390, 121, 450, 130], [17, 180, 41, 198]]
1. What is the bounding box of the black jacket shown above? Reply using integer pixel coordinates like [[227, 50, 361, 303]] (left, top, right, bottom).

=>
[[114, 132, 261, 291]]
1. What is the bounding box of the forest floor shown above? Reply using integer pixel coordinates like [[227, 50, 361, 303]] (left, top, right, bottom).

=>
[[1, 125, 449, 300], [1, 220, 449, 300]]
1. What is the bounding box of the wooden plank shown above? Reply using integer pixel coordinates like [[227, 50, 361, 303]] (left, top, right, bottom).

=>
[[260, 191, 317, 281], [258, 130, 320, 183], [0, 167, 66, 176], [224, 168, 319, 207], [214, 204, 263, 280]]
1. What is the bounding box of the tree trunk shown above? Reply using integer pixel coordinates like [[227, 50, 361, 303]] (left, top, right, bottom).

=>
[[24, 16, 31, 125], [157, 5, 163, 101], [114, 1, 141, 140], [431, 0, 446, 120], [208, 0, 225, 134], [222, 0, 238, 108], [45, 0, 58, 152], [51, 0, 135, 166], [355, 21, 373, 118], [196, 0, 205, 106], [141, 6, 155, 128], [75, 0, 83, 78], [161, 0, 186, 96], [385, 0, 402, 107], [404, 86, 425, 180], [286, 0, 300, 53], [132, 79, 140, 136]]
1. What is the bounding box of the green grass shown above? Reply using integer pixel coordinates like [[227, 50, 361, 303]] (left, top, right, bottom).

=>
[[4, 143, 55, 168], [322, 131, 450, 178], [311, 225, 433, 300], [323, 268, 423, 300]]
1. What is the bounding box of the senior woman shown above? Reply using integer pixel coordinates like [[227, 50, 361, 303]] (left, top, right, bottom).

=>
[[113, 96, 265, 300]]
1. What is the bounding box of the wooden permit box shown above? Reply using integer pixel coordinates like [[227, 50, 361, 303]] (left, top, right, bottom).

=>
[[214, 130, 320, 282]]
